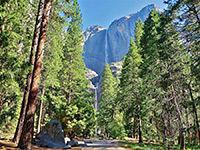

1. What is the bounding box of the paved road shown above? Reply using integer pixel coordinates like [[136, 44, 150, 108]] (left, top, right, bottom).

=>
[[81, 140, 127, 150]]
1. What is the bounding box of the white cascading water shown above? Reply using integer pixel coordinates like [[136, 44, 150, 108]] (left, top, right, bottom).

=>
[[105, 31, 108, 64]]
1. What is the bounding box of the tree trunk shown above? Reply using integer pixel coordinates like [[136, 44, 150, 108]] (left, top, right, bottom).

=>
[[185, 108, 192, 144], [13, 0, 45, 144], [171, 84, 185, 150], [37, 87, 45, 133], [68, 55, 72, 103], [18, 0, 51, 149], [188, 82, 200, 144], [130, 118, 135, 138], [138, 115, 143, 143]]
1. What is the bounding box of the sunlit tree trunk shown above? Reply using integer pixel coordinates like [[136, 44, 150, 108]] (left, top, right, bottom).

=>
[[13, 0, 45, 144], [138, 115, 143, 143], [37, 87, 45, 133], [18, 0, 51, 149]]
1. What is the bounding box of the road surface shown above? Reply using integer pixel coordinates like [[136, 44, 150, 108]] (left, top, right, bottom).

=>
[[81, 139, 127, 150]]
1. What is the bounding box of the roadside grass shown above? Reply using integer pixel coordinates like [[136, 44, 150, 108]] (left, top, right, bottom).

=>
[[120, 141, 163, 150], [120, 141, 200, 150], [173, 144, 200, 150]]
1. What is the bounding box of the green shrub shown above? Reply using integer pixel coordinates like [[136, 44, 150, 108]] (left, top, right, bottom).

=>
[[109, 121, 126, 139], [56, 100, 96, 139]]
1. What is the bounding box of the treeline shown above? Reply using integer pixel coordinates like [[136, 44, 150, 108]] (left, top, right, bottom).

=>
[[97, 0, 199, 149], [0, 0, 95, 149]]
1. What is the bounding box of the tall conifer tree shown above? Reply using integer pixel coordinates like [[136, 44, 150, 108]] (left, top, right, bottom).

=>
[[120, 37, 144, 143], [134, 19, 144, 48], [18, 0, 51, 148], [98, 63, 116, 137], [0, 0, 36, 136], [61, 0, 90, 104]]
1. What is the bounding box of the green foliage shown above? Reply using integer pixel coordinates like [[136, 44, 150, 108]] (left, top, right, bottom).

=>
[[120, 141, 163, 150], [0, 0, 36, 135], [134, 19, 144, 48], [56, 100, 96, 139], [108, 121, 126, 139], [98, 63, 118, 136], [39, 0, 93, 125], [60, 0, 92, 104], [39, 0, 69, 122], [119, 36, 146, 139], [1, 0, 199, 146]]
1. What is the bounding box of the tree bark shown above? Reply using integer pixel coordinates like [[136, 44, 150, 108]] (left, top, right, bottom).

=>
[[130, 117, 135, 138], [171, 84, 185, 150], [13, 0, 45, 144], [185, 108, 192, 144], [37, 87, 45, 133], [138, 115, 143, 143], [133, 117, 136, 138], [18, 0, 51, 149], [68, 55, 72, 103], [188, 82, 200, 144]]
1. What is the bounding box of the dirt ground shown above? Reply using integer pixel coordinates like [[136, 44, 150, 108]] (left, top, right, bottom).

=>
[[0, 140, 82, 150]]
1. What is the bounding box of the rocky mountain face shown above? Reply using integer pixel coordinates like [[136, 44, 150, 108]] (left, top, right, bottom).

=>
[[83, 4, 161, 75]]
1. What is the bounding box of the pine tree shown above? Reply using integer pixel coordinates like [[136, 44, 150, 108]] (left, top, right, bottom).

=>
[[98, 63, 116, 137], [13, 0, 45, 144], [140, 9, 160, 78], [60, 0, 91, 104], [134, 19, 144, 48], [139, 10, 169, 143], [18, 0, 51, 149], [37, 0, 69, 129], [165, 0, 200, 144], [120, 37, 144, 143], [156, 13, 188, 150], [140, 10, 188, 149], [0, 0, 36, 136]]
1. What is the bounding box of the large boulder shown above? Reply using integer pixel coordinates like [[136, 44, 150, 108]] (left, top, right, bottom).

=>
[[35, 120, 70, 149]]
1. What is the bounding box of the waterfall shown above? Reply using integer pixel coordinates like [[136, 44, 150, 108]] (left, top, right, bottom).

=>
[[94, 83, 98, 110], [105, 31, 108, 63]]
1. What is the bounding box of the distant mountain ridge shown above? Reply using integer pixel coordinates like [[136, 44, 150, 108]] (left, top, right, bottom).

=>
[[83, 4, 161, 74]]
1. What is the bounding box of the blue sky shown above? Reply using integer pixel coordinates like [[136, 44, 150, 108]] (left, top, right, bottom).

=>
[[77, 0, 167, 30]]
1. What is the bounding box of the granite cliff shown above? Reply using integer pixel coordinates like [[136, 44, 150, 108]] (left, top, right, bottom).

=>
[[83, 4, 161, 75]]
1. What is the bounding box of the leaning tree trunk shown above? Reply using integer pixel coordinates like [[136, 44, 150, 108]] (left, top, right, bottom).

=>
[[18, 0, 51, 149], [13, 0, 45, 144]]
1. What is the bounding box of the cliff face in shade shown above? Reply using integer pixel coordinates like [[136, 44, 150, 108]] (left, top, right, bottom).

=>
[[83, 4, 161, 75], [83, 26, 107, 75]]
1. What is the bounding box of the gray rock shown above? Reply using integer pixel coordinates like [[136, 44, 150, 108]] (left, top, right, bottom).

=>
[[109, 61, 123, 77], [83, 26, 107, 75], [35, 120, 70, 149], [77, 141, 86, 147], [68, 140, 79, 147], [85, 68, 98, 80]]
